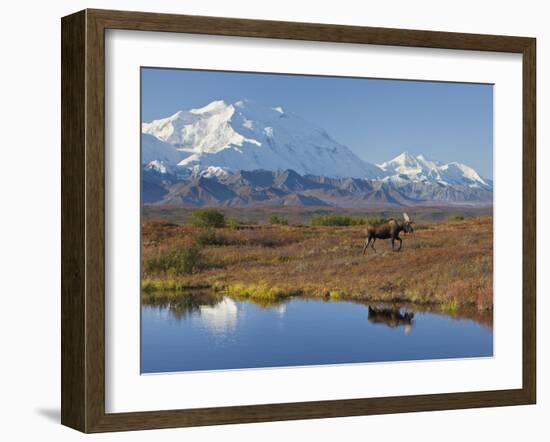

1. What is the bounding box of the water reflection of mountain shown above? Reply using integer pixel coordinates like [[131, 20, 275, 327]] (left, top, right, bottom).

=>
[[199, 297, 238, 332], [275, 304, 287, 317]]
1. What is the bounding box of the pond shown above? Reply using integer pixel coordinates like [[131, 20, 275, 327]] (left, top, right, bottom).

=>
[[141, 294, 493, 373]]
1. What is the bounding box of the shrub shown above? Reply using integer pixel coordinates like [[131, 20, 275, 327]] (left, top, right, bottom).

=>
[[451, 214, 465, 221], [311, 214, 352, 226], [227, 218, 259, 229], [143, 245, 202, 275], [227, 218, 243, 229], [348, 217, 365, 226], [269, 215, 289, 225], [362, 216, 386, 226], [310, 214, 385, 226], [191, 208, 226, 228], [195, 229, 226, 246]]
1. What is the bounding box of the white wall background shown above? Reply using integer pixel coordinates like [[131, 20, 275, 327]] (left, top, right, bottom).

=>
[[0, 0, 546, 440]]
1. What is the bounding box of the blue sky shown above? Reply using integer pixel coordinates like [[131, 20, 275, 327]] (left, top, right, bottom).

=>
[[142, 68, 493, 178]]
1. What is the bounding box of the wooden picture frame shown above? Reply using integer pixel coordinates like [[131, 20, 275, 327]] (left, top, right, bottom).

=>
[[61, 8, 536, 433]]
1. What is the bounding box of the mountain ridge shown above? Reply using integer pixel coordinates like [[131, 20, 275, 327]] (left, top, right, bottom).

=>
[[141, 99, 492, 207], [142, 167, 492, 208]]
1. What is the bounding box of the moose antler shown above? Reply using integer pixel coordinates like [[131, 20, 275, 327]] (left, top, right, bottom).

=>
[[403, 212, 410, 222]]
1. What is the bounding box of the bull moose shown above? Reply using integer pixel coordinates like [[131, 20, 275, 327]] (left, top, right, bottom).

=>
[[362, 213, 414, 254]]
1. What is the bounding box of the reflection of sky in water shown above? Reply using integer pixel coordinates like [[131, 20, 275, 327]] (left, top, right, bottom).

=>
[[141, 297, 493, 374]]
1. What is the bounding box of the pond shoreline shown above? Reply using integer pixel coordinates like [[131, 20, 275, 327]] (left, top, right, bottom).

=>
[[142, 278, 493, 309], [141, 285, 493, 328]]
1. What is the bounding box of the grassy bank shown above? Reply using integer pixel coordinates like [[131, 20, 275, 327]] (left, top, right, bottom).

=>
[[141, 216, 493, 311]]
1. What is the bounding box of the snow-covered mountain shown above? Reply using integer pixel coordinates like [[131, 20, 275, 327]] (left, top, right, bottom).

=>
[[141, 133, 187, 174], [141, 99, 492, 207], [378, 152, 490, 189], [142, 99, 382, 179]]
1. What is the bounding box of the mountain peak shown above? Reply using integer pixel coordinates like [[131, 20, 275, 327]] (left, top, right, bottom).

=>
[[379, 152, 421, 173], [377, 151, 489, 189], [143, 99, 383, 179], [170, 110, 187, 119], [165, 100, 233, 120], [190, 100, 232, 115], [393, 151, 417, 163]]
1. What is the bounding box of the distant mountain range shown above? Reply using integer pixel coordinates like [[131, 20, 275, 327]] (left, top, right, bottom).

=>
[[141, 100, 492, 208]]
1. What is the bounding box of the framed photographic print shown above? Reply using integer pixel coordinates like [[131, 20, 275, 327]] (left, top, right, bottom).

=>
[[61, 9, 536, 433]]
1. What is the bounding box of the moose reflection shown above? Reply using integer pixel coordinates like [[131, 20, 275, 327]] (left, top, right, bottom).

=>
[[368, 306, 415, 335]]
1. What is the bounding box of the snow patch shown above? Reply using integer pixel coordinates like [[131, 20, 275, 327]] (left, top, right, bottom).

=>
[[201, 166, 231, 178], [143, 101, 261, 154], [145, 160, 170, 174]]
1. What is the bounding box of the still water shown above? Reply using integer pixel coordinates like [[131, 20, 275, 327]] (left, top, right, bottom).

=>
[[141, 295, 493, 373]]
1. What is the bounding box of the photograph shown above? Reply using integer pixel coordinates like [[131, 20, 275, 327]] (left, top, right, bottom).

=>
[[139, 67, 494, 374]]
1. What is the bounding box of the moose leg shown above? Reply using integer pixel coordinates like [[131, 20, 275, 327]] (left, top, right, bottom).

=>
[[371, 238, 377, 253], [362, 238, 371, 255], [397, 237, 403, 251], [391, 238, 395, 250]]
